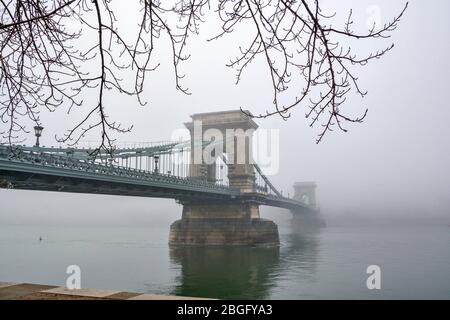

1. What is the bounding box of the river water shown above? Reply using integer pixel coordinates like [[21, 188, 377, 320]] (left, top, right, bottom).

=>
[[1, 211, 449, 299]]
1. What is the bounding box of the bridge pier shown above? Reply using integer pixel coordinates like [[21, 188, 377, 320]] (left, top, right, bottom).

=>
[[170, 110, 279, 246], [169, 200, 279, 246], [291, 182, 326, 227]]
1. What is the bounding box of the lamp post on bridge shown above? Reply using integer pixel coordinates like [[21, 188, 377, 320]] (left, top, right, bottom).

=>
[[219, 164, 224, 185], [154, 155, 159, 174], [33, 125, 44, 148]]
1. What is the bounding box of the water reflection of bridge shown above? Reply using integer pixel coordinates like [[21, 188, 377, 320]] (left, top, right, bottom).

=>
[[169, 220, 321, 299]]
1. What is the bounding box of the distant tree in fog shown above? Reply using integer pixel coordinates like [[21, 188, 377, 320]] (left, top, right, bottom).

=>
[[0, 0, 408, 155]]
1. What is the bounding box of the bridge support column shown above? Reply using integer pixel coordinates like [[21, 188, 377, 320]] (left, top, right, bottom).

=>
[[169, 200, 279, 246]]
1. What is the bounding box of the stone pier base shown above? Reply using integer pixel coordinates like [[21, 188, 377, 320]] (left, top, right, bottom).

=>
[[290, 212, 326, 229], [169, 218, 279, 246], [169, 201, 279, 246]]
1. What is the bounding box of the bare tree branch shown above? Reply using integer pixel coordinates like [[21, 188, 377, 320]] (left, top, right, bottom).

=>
[[0, 0, 408, 154]]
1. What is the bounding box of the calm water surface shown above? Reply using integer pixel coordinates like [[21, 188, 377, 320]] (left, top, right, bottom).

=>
[[1, 219, 449, 299]]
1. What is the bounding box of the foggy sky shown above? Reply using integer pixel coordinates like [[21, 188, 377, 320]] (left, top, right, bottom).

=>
[[1, 0, 449, 225]]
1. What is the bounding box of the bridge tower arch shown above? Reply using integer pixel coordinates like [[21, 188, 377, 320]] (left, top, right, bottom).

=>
[[293, 182, 317, 208], [169, 110, 279, 246], [184, 110, 258, 192]]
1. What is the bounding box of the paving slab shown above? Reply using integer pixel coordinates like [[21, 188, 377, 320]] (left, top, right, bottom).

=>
[[0, 283, 57, 300], [15, 292, 106, 300], [0, 280, 213, 300], [128, 293, 209, 300], [42, 287, 120, 298], [106, 292, 142, 299], [0, 282, 18, 289]]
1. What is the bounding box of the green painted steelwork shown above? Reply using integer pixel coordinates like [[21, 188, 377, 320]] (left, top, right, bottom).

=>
[[0, 145, 237, 196], [0, 144, 316, 212], [10, 140, 189, 160]]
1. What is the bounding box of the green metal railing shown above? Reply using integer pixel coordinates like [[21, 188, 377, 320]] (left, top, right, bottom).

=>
[[0, 145, 239, 195], [0, 143, 315, 211]]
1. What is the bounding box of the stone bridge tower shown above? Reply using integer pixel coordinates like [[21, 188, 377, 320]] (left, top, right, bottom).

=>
[[293, 182, 317, 208], [169, 110, 279, 246], [184, 110, 258, 192], [291, 182, 325, 227]]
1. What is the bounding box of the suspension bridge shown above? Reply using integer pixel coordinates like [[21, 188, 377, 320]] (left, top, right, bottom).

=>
[[0, 110, 320, 245]]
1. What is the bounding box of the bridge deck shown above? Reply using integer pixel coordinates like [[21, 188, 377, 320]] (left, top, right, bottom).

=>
[[0, 145, 316, 213]]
